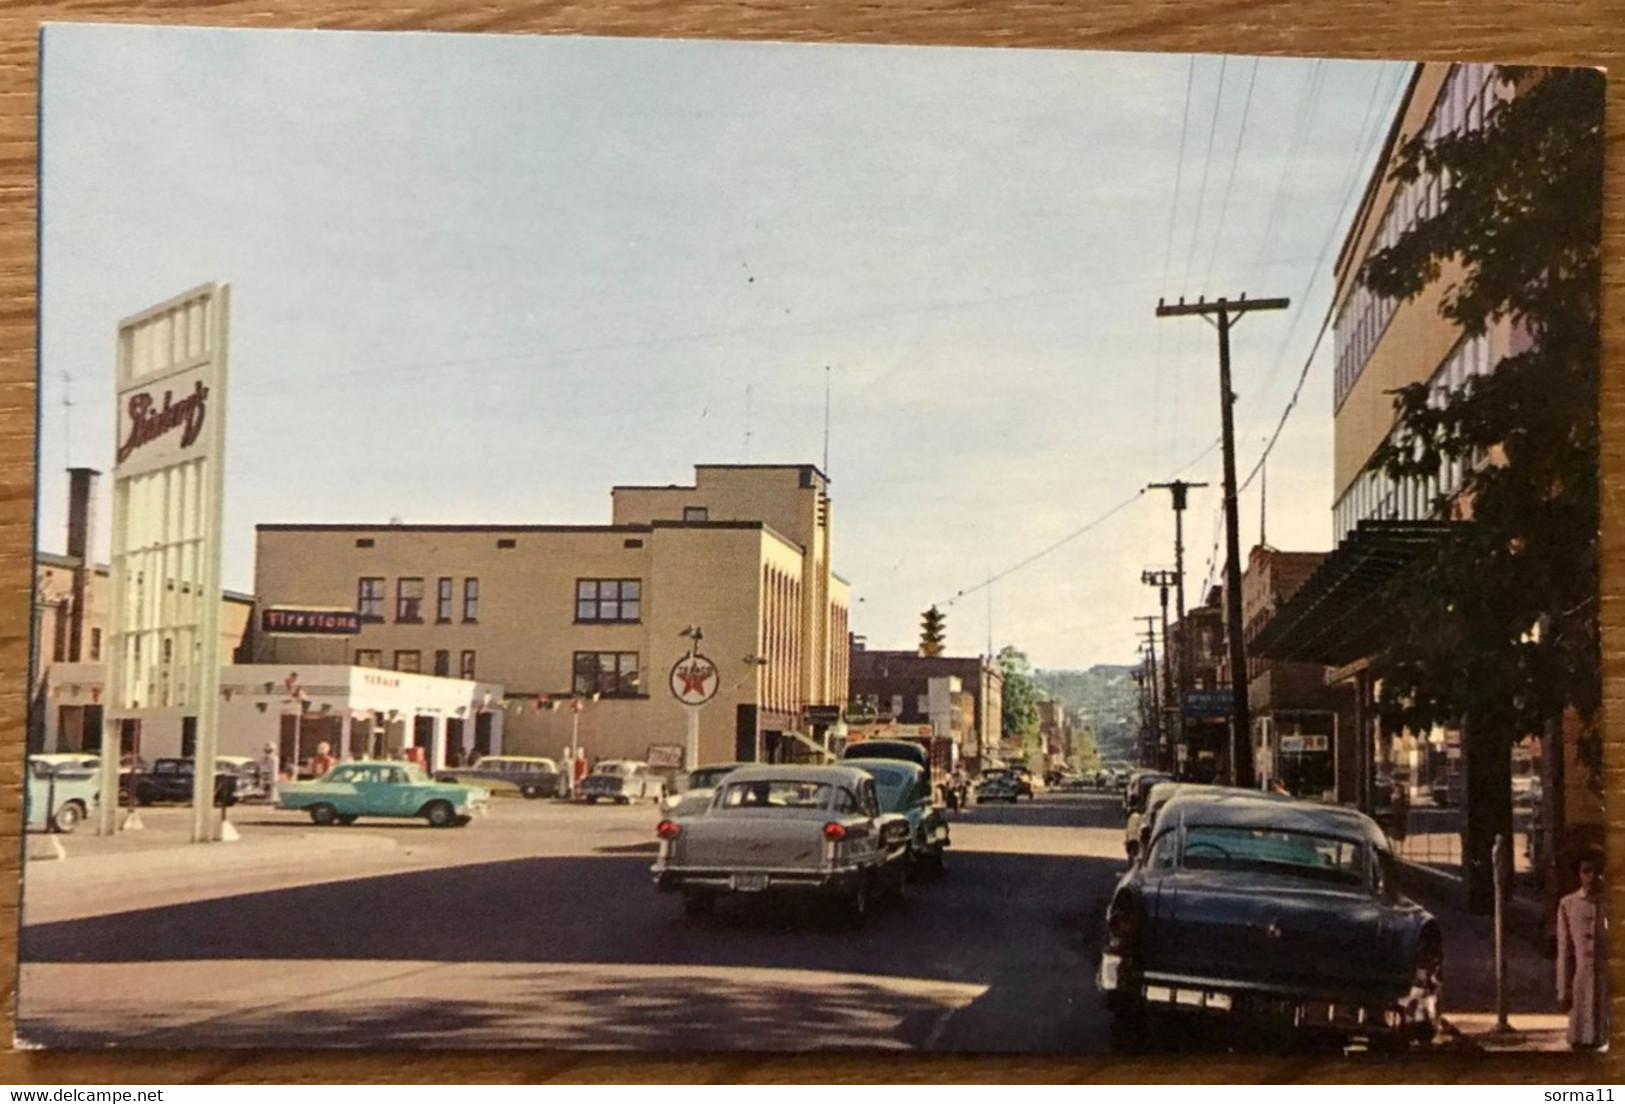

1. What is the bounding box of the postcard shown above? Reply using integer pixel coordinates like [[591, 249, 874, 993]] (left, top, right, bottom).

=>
[[20, 24, 1606, 1056]]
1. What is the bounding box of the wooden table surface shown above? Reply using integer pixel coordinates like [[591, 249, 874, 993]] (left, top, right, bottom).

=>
[[0, 0, 1619, 1084]]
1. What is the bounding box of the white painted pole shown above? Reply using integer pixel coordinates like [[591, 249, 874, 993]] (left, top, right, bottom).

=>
[[685, 706, 700, 772]]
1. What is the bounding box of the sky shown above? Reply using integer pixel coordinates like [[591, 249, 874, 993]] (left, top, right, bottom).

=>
[[36, 25, 1413, 671]]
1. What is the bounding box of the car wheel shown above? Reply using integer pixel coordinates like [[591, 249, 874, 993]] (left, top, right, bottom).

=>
[[309, 803, 339, 826], [585, 795, 598, 805], [423, 800, 456, 828], [520, 784, 542, 800], [1108, 996, 1151, 1053], [843, 878, 871, 927], [336, 814, 358, 825], [50, 801, 84, 834]]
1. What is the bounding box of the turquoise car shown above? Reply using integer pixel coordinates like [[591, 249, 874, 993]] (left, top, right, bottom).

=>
[[847, 758, 949, 878], [279, 760, 489, 828], [26, 753, 101, 834]]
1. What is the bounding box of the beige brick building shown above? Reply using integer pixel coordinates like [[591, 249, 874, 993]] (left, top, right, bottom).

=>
[[253, 464, 850, 768]]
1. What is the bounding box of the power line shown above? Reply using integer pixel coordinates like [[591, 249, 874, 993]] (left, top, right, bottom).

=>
[[1203, 57, 1262, 291], [1181, 55, 1230, 295]]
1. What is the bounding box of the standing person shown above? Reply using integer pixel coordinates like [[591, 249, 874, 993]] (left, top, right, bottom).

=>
[[309, 741, 337, 779], [259, 742, 280, 804], [1389, 779, 1410, 845], [1557, 849, 1610, 1050]]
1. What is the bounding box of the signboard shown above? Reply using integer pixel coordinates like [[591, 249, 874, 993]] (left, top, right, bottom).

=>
[[260, 608, 362, 635], [646, 744, 684, 770], [669, 652, 720, 706], [102, 283, 231, 840], [1280, 734, 1330, 754], [1181, 689, 1233, 719]]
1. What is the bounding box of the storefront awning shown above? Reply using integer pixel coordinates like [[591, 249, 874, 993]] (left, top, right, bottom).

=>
[[1249, 520, 1454, 668]]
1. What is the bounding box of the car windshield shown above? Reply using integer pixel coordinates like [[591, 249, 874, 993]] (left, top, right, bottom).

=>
[[719, 780, 830, 809], [596, 762, 632, 776], [1182, 825, 1366, 886], [858, 767, 912, 808], [688, 767, 737, 790]]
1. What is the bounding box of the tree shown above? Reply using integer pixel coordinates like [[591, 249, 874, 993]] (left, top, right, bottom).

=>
[[1360, 66, 1603, 906], [919, 605, 946, 656], [998, 645, 1041, 750]]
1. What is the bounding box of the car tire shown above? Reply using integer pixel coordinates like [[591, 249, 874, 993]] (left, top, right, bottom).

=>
[[1108, 997, 1151, 1053], [843, 878, 871, 927], [50, 800, 84, 834], [617, 795, 630, 806], [520, 785, 542, 800], [682, 891, 715, 917], [336, 814, 359, 825], [423, 800, 456, 828], [585, 795, 598, 805], [309, 803, 339, 826]]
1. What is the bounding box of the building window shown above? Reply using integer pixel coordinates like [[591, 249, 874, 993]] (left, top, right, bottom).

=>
[[358, 578, 386, 621], [395, 650, 422, 674], [575, 579, 641, 623], [437, 578, 454, 622], [355, 649, 382, 668], [573, 651, 641, 697], [355, 538, 375, 548], [89, 628, 102, 661], [497, 538, 516, 549], [460, 650, 476, 680], [463, 578, 480, 622], [683, 506, 708, 522], [433, 649, 450, 677], [396, 577, 424, 622]]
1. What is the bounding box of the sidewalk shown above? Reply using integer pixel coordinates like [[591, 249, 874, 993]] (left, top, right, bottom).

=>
[[1397, 859, 1572, 1052]]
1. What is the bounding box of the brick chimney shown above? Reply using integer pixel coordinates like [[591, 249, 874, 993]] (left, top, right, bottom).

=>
[[66, 467, 98, 662]]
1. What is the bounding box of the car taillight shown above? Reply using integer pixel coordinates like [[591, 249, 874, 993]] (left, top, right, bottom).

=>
[[1106, 895, 1137, 949], [656, 820, 682, 841], [822, 822, 847, 842]]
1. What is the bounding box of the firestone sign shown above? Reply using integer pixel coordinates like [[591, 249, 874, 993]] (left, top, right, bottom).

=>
[[260, 607, 362, 636]]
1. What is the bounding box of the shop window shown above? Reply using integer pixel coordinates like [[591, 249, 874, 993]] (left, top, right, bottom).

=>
[[433, 649, 450, 677], [575, 579, 641, 623], [437, 578, 453, 623], [396, 578, 424, 623], [463, 578, 479, 622], [573, 651, 641, 697], [358, 577, 385, 621], [354, 649, 382, 668], [460, 650, 476, 679], [90, 628, 101, 661], [395, 650, 422, 674]]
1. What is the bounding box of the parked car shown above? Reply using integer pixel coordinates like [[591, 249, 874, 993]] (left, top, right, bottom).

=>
[[278, 760, 488, 827], [1123, 770, 1173, 816], [840, 739, 932, 778], [25, 754, 100, 833], [663, 762, 749, 818], [650, 764, 909, 923], [128, 757, 258, 806], [1098, 788, 1442, 1050], [847, 758, 949, 877], [580, 760, 666, 804], [437, 754, 564, 799]]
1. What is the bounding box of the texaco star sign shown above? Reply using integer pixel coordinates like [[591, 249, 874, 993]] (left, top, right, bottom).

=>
[[669, 652, 720, 706]]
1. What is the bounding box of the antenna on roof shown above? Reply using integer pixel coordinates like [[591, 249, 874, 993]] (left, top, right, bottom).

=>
[[823, 365, 831, 476]]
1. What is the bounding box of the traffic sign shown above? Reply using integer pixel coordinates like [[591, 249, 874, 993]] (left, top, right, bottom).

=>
[[1181, 690, 1233, 718]]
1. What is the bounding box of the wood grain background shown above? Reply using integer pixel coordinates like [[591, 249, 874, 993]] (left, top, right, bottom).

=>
[[0, 0, 1619, 1085]]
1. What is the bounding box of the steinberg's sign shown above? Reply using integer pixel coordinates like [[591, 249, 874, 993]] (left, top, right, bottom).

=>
[[116, 378, 211, 468]]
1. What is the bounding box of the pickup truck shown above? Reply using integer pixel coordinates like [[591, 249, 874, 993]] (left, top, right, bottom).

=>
[[650, 764, 909, 924]]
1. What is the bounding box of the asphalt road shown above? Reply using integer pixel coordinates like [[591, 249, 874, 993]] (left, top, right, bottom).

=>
[[19, 790, 1128, 1052]]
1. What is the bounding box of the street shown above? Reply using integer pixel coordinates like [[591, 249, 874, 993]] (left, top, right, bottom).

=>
[[19, 790, 1126, 1051]]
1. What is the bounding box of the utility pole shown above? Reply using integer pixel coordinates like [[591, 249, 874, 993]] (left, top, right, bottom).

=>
[[1156, 294, 1289, 789], [1141, 570, 1178, 724], [1136, 615, 1162, 763]]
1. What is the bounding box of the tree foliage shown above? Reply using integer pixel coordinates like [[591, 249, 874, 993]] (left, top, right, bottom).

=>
[[1360, 67, 1602, 769], [998, 645, 1041, 744]]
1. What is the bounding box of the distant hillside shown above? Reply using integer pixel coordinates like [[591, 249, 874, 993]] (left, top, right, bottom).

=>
[[1033, 664, 1139, 763]]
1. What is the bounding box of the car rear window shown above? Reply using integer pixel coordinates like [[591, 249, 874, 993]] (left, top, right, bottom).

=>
[[720, 780, 830, 809], [1182, 825, 1365, 886]]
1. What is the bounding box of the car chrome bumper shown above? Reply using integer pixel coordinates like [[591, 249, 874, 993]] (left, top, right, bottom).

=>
[[1098, 959, 1436, 1034], [651, 863, 869, 896]]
